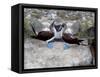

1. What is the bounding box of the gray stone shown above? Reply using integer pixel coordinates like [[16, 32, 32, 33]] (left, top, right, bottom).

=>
[[24, 38, 92, 69]]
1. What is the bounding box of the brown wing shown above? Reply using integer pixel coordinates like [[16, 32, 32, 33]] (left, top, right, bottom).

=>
[[36, 31, 54, 41], [62, 33, 80, 44]]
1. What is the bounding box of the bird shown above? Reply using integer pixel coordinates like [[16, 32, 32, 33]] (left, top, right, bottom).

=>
[[62, 33, 84, 45], [31, 21, 84, 45]]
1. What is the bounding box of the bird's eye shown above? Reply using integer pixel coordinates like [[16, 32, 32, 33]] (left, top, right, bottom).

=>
[[62, 23, 66, 27], [62, 24, 64, 27]]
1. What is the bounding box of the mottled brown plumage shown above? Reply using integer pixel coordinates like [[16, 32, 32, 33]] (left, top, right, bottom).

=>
[[31, 31, 54, 41], [31, 31, 83, 45], [62, 33, 83, 45]]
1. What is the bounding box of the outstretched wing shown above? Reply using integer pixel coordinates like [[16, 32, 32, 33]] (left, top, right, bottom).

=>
[[36, 31, 54, 41], [62, 33, 83, 45]]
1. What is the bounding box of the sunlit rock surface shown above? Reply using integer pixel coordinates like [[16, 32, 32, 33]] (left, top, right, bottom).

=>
[[24, 38, 92, 69]]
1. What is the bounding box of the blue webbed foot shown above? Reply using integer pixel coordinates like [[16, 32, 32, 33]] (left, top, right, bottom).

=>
[[64, 43, 70, 50], [47, 42, 53, 48]]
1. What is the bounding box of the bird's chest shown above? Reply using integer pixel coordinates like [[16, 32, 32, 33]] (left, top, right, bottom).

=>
[[54, 31, 62, 39]]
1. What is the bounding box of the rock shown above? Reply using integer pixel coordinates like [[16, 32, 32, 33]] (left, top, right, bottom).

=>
[[30, 18, 44, 35], [87, 27, 95, 37], [65, 20, 80, 35], [24, 38, 92, 69]]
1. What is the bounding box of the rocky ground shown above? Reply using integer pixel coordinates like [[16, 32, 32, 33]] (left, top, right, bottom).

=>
[[24, 38, 92, 69]]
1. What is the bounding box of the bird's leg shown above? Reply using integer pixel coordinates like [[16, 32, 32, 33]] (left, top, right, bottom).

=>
[[46, 27, 56, 48], [63, 43, 70, 50], [61, 38, 70, 50], [46, 36, 55, 48], [46, 36, 55, 43]]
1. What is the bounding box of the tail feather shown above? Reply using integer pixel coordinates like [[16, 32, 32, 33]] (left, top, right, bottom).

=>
[[77, 40, 84, 45], [78, 40, 84, 42], [31, 25, 37, 36], [78, 40, 88, 46]]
